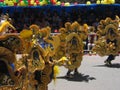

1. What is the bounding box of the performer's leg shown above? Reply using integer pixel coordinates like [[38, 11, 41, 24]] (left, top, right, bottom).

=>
[[66, 69, 72, 77], [104, 54, 115, 65], [66, 70, 71, 75], [74, 68, 79, 75]]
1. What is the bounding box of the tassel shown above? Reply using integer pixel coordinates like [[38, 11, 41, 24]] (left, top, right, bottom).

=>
[[53, 65, 60, 85]]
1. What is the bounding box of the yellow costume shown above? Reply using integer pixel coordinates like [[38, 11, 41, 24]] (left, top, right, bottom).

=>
[[92, 16, 120, 65], [43, 21, 88, 77], [0, 14, 15, 35], [63, 21, 88, 76], [0, 34, 25, 90], [19, 24, 58, 90]]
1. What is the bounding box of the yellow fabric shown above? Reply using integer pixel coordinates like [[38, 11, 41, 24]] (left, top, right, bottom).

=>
[[53, 65, 60, 84], [20, 29, 33, 39], [0, 21, 15, 33]]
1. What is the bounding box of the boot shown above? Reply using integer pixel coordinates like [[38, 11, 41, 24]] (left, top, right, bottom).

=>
[[74, 68, 79, 75], [104, 55, 114, 65], [65, 70, 72, 78]]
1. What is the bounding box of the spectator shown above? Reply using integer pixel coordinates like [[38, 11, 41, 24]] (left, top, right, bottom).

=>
[[0, 5, 119, 33]]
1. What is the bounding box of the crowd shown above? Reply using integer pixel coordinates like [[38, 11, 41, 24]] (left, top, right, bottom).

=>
[[0, 4, 120, 33]]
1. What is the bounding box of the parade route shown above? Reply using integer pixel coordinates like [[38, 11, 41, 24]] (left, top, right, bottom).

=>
[[48, 55, 120, 90]]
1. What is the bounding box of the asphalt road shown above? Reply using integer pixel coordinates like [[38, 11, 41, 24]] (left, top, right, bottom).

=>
[[48, 55, 120, 90]]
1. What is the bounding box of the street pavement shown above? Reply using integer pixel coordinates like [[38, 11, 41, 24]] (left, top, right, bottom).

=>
[[48, 55, 120, 90]]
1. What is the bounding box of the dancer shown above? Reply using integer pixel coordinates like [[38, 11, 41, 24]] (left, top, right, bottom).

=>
[[92, 16, 120, 65]]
